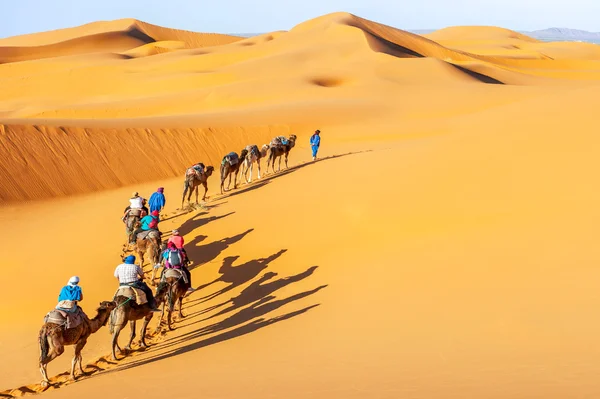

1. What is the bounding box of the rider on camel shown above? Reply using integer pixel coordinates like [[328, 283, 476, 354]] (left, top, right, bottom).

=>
[[161, 241, 194, 293], [114, 255, 160, 311], [130, 210, 161, 244], [56, 276, 83, 313]]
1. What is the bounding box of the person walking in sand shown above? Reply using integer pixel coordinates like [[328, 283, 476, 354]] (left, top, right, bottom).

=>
[[310, 129, 321, 161], [149, 187, 166, 214]]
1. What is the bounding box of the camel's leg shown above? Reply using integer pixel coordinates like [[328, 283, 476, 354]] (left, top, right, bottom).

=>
[[257, 160, 261, 180], [285, 152, 289, 169], [155, 301, 166, 334], [40, 363, 50, 388], [233, 169, 239, 189], [202, 182, 208, 201], [278, 155, 282, 172], [178, 296, 184, 318], [78, 350, 85, 375], [181, 181, 188, 208], [167, 304, 174, 331], [39, 333, 63, 387], [227, 172, 232, 190], [111, 330, 119, 360], [194, 185, 199, 204], [70, 339, 87, 381], [125, 320, 136, 350], [140, 313, 153, 348]]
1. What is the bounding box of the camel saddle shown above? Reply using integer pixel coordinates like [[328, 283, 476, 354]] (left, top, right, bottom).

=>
[[222, 152, 239, 166], [136, 229, 159, 241], [128, 208, 142, 217], [44, 306, 86, 329], [113, 286, 147, 305], [186, 165, 203, 178], [162, 268, 188, 284], [271, 136, 288, 147], [247, 145, 259, 157]]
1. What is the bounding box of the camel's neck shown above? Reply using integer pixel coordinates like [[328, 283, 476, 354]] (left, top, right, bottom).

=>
[[89, 311, 110, 333]]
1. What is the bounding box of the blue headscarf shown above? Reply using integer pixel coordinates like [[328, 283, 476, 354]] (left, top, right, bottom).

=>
[[124, 255, 136, 264]]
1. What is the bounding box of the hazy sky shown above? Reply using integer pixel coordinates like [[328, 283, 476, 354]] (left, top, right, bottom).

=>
[[3, 0, 600, 39]]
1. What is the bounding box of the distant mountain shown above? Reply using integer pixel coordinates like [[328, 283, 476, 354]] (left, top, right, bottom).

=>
[[231, 28, 600, 44], [523, 28, 600, 42]]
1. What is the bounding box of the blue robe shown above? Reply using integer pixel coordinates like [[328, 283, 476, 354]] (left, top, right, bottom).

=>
[[149, 192, 166, 213], [58, 285, 82, 302]]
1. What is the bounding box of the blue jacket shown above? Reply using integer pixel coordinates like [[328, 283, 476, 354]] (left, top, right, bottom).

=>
[[310, 134, 320, 147], [149, 192, 166, 213], [58, 285, 82, 302], [140, 215, 159, 230]]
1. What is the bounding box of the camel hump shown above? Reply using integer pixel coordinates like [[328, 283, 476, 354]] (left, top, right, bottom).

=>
[[114, 286, 147, 305]]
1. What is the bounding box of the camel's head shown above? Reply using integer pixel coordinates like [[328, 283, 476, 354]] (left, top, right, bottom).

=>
[[98, 301, 117, 312], [261, 144, 270, 151], [205, 166, 215, 176], [289, 134, 297, 142]]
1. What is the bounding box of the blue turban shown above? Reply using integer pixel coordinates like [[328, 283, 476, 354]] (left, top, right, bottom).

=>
[[124, 255, 136, 264]]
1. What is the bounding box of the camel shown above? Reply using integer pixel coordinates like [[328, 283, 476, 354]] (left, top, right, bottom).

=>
[[239, 144, 269, 184], [109, 287, 167, 361], [266, 134, 297, 174], [38, 301, 116, 387], [220, 150, 247, 194], [181, 165, 215, 207], [155, 270, 191, 332], [133, 230, 163, 269]]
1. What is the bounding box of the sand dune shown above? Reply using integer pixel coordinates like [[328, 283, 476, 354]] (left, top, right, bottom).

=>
[[4, 13, 600, 201], [2, 11, 600, 399], [0, 19, 242, 64]]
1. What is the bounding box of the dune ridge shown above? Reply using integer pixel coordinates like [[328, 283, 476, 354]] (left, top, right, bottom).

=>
[[0, 19, 242, 64], [0, 123, 290, 202]]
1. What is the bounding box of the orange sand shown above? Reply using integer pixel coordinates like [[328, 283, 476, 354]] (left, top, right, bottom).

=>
[[2, 11, 600, 399]]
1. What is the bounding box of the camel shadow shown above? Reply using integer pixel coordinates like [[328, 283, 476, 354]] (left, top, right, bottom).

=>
[[205, 265, 319, 320], [112, 282, 326, 373], [216, 150, 370, 201], [186, 249, 288, 306], [186, 228, 254, 270], [178, 211, 235, 236]]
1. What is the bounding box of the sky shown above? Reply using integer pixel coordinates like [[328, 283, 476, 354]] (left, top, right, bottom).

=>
[[2, 0, 600, 39]]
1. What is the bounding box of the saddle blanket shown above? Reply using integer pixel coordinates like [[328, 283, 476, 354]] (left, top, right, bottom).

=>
[[136, 229, 159, 240], [246, 145, 259, 157], [44, 307, 86, 329], [224, 152, 239, 166], [162, 268, 189, 284], [114, 286, 148, 305], [271, 136, 288, 147]]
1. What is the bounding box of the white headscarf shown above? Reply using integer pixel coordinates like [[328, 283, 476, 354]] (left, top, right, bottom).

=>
[[68, 276, 80, 286]]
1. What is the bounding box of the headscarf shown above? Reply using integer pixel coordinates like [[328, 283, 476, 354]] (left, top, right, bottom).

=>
[[151, 210, 160, 216], [68, 276, 80, 286], [124, 255, 136, 264], [157, 187, 164, 193]]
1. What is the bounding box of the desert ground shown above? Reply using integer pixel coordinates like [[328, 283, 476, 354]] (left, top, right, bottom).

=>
[[2, 11, 600, 399]]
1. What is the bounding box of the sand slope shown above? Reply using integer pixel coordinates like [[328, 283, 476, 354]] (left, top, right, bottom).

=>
[[2, 11, 600, 399], [3, 13, 600, 202]]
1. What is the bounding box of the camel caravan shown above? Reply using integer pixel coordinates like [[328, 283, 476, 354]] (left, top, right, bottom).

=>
[[36, 134, 298, 388]]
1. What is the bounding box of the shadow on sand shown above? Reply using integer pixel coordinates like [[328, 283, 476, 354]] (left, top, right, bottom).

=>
[[186, 228, 254, 270], [112, 261, 325, 373], [216, 150, 371, 201]]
